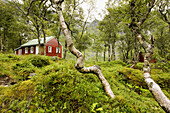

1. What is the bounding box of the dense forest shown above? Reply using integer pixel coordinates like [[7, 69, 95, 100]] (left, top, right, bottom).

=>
[[0, 0, 169, 112]]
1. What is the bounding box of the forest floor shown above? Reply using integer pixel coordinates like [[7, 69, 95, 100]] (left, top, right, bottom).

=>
[[0, 53, 169, 112]]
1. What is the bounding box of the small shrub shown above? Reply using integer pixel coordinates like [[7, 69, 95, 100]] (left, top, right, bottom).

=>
[[0, 54, 20, 62], [7, 54, 20, 61], [28, 55, 50, 67]]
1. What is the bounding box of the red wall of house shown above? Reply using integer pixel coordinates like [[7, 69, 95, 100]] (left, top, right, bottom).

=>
[[33, 46, 36, 54], [22, 48, 25, 55], [21, 46, 36, 55], [46, 38, 62, 58], [16, 50, 18, 55]]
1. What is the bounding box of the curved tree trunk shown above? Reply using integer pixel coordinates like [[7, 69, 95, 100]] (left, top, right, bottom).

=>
[[56, 3, 115, 99], [139, 34, 170, 112], [129, 0, 170, 112]]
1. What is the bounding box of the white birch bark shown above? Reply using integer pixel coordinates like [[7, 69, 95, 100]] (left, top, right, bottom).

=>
[[56, 2, 115, 99], [138, 34, 170, 112]]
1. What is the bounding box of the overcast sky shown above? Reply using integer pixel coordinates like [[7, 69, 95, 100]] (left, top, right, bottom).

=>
[[81, 0, 108, 22], [93, 0, 108, 20]]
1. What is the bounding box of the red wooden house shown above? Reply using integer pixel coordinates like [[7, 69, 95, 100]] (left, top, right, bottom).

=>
[[14, 36, 63, 58]]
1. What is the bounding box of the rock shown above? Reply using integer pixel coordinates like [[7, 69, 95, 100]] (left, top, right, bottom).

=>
[[29, 73, 36, 77]]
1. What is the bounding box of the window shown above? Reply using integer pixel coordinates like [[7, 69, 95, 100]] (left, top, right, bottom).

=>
[[48, 46, 52, 52], [25, 47, 28, 54], [30, 47, 34, 53], [56, 47, 60, 53]]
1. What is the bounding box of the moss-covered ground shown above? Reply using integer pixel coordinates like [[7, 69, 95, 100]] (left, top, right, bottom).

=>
[[0, 53, 169, 112]]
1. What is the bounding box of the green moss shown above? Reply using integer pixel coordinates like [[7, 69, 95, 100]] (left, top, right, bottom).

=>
[[12, 61, 35, 81], [134, 63, 144, 70], [0, 53, 21, 62], [0, 54, 168, 112], [27, 55, 50, 67]]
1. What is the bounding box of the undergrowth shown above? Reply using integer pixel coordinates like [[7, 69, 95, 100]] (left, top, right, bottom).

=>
[[0, 54, 169, 112]]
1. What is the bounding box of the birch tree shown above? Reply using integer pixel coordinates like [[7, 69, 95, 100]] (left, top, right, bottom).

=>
[[53, 0, 115, 99], [129, 0, 170, 112]]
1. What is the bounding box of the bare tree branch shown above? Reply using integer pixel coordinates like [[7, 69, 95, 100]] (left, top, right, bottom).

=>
[[11, 0, 27, 15], [159, 8, 170, 24], [139, 0, 155, 26], [26, 0, 42, 16]]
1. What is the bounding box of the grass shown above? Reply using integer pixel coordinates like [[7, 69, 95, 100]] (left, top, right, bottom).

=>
[[0, 54, 169, 112]]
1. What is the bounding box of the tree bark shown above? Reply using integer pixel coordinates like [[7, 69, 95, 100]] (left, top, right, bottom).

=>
[[37, 34, 41, 54], [84, 41, 85, 59], [110, 43, 112, 61], [57, 3, 115, 99], [4, 30, 7, 52], [96, 51, 98, 62], [108, 44, 111, 62], [63, 40, 67, 59], [0, 31, 3, 52], [104, 44, 106, 61], [139, 34, 170, 112], [36, 25, 41, 54], [42, 25, 46, 56], [57, 27, 61, 57]]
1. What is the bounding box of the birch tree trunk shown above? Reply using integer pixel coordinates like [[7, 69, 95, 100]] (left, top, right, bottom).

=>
[[104, 44, 106, 61], [108, 44, 111, 62], [96, 51, 98, 62], [42, 27, 46, 56], [57, 27, 61, 57], [63, 40, 67, 59], [4, 30, 8, 52], [36, 26, 41, 54], [56, 1, 115, 99], [139, 34, 170, 112], [129, 0, 170, 111], [112, 43, 115, 61], [0, 31, 3, 52]]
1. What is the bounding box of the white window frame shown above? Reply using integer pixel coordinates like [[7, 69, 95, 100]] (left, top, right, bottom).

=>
[[56, 47, 60, 53], [48, 46, 52, 53], [25, 47, 28, 54], [30, 46, 34, 53]]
